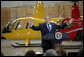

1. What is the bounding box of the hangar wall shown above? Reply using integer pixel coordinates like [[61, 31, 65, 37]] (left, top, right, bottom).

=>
[[1, 1, 83, 32], [1, 1, 71, 7]]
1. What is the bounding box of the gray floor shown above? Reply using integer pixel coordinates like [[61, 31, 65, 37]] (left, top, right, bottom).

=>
[[1, 39, 43, 56], [1, 39, 83, 56]]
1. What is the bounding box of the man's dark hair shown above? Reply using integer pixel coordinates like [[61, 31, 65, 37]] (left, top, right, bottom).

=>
[[43, 49, 58, 56], [56, 48, 67, 56], [25, 50, 36, 56]]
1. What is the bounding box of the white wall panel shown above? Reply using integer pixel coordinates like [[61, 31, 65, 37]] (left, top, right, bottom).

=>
[[1, 1, 71, 7]]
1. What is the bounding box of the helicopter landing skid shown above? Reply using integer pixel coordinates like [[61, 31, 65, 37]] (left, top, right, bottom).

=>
[[11, 42, 41, 48]]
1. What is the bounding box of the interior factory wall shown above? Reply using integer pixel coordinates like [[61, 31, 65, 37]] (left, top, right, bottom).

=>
[[1, 1, 71, 7], [1, 1, 83, 33]]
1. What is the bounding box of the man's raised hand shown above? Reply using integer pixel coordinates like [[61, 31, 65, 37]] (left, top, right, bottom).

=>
[[68, 19, 74, 24], [28, 19, 34, 27]]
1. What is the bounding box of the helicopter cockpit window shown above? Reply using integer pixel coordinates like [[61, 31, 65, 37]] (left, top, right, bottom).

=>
[[2, 20, 17, 33], [8, 20, 17, 31], [15, 20, 26, 30]]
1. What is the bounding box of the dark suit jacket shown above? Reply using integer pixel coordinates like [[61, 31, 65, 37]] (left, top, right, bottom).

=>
[[31, 22, 67, 40]]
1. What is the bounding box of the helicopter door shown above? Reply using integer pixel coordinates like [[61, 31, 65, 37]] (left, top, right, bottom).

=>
[[14, 20, 27, 39], [15, 20, 27, 30]]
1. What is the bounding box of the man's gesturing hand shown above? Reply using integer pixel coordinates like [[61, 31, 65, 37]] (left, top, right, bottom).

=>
[[68, 19, 74, 24]]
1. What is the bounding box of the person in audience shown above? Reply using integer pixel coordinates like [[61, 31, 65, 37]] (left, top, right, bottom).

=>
[[43, 49, 58, 56], [56, 48, 67, 56], [25, 50, 36, 56]]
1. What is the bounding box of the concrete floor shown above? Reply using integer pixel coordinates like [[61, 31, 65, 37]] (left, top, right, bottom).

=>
[[1, 39, 43, 56], [1, 39, 83, 56]]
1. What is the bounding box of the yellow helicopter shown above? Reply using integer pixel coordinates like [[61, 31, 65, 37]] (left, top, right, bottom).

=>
[[2, 1, 64, 46]]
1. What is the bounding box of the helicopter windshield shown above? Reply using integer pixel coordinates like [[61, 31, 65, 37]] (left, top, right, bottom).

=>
[[2, 19, 17, 33]]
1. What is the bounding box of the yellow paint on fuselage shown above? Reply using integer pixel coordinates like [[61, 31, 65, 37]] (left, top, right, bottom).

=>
[[2, 17, 63, 40]]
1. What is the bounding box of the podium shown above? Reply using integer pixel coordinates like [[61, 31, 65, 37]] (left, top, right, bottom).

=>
[[43, 32, 69, 43]]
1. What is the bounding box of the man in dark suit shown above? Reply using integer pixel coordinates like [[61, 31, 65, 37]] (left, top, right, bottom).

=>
[[28, 15, 73, 53]]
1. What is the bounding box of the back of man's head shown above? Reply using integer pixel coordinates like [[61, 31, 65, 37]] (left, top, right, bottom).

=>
[[25, 50, 36, 56], [56, 48, 67, 56], [43, 49, 58, 56]]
